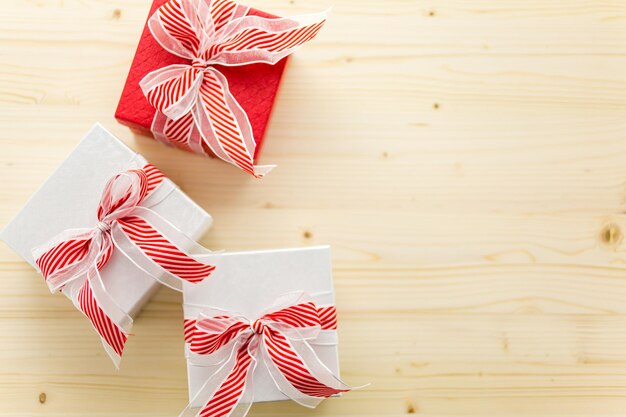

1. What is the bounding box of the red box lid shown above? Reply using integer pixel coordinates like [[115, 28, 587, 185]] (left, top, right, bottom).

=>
[[115, 0, 288, 160]]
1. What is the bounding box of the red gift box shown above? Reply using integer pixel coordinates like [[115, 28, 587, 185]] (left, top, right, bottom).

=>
[[115, 0, 288, 160]]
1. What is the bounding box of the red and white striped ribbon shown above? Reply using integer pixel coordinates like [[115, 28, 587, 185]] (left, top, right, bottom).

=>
[[140, 0, 327, 177], [32, 164, 215, 367], [181, 292, 350, 417]]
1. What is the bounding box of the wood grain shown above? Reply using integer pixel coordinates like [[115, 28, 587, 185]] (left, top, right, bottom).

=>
[[2, 0, 626, 415]]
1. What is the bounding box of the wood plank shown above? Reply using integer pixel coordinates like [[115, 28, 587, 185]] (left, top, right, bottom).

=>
[[2, 0, 626, 415]]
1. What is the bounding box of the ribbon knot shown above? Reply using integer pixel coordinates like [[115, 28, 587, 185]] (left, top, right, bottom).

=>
[[251, 318, 265, 335], [191, 57, 208, 70], [182, 292, 351, 417], [96, 221, 112, 234], [32, 164, 216, 367], [140, 0, 327, 177]]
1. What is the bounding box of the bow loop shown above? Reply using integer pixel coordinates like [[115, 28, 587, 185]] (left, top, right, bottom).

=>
[[209, 11, 328, 66], [34, 229, 108, 293], [140, 65, 205, 121], [256, 293, 325, 342], [97, 168, 148, 222], [148, 0, 212, 59], [192, 313, 252, 356]]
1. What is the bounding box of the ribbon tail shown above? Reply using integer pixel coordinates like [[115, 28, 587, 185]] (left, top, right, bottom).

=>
[[33, 227, 132, 367], [70, 267, 133, 369], [181, 340, 257, 417], [261, 329, 351, 408], [152, 112, 208, 156], [111, 209, 215, 291], [193, 68, 275, 178]]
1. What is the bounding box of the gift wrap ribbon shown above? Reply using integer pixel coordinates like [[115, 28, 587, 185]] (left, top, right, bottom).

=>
[[140, 0, 327, 177], [32, 164, 215, 366], [182, 292, 352, 417]]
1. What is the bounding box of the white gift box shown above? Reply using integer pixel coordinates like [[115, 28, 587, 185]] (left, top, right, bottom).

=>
[[0, 123, 212, 318], [183, 245, 341, 405]]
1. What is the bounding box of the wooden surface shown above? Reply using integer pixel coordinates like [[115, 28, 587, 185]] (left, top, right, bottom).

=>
[[1, 0, 626, 415]]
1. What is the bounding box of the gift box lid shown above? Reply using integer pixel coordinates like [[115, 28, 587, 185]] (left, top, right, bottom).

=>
[[183, 245, 341, 404]]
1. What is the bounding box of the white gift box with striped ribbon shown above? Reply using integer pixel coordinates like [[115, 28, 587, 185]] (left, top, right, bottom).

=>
[[182, 245, 341, 405], [0, 123, 212, 320]]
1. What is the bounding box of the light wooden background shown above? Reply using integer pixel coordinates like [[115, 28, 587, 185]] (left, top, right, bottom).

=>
[[2, 0, 626, 416]]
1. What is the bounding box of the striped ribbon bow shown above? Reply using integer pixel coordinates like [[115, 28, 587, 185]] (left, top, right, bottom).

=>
[[32, 164, 215, 367], [140, 0, 327, 177], [181, 292, 351, 417]]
